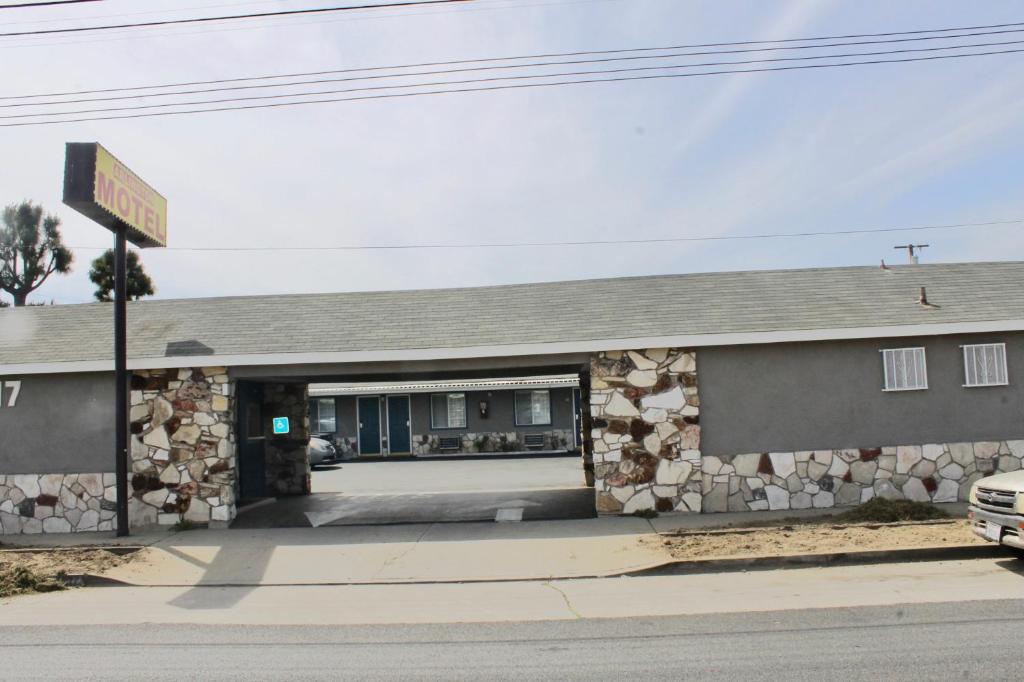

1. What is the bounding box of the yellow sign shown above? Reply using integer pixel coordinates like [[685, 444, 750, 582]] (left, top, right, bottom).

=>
[[93, 144, 167, 247]]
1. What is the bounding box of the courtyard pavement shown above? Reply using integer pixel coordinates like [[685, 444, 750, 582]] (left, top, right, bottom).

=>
[[232, 454, 594, 528], [311, 455, 586, 494]]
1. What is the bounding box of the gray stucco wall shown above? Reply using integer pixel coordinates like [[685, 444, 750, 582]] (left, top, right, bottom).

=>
[[698, 332, 1024, 456], [0, 372, 115, 474]]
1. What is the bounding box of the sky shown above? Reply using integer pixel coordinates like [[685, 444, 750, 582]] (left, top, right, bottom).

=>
[[1, 0, 1022, 305]]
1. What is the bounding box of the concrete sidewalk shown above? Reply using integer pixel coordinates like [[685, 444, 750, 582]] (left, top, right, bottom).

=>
[[0, 504, 972, 587], [2, 558, 1021, 626], [3, 516, 669, 586]]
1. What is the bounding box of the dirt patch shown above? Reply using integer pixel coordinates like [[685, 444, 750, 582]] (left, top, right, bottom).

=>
[[653, 519, 984, 560], [0, 548, 138, 598]]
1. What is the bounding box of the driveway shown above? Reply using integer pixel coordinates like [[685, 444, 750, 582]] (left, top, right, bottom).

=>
[[311, 454, 586, 494], [234, 455, 594, 528]]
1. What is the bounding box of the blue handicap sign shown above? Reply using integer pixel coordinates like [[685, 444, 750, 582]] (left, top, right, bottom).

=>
[[272, 417, 290, 435]]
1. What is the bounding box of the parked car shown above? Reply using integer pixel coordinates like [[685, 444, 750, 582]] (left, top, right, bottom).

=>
[[968, 471, 1024, 557], [309, 436, 338, 468]]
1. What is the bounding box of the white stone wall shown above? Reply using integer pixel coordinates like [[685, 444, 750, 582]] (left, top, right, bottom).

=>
[[704, 440, 1024, 512], [590, 349, 702, 514], [0, 473, 117, 534]]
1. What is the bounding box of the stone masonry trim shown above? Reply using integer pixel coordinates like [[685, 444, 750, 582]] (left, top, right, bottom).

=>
[[412, 429, 575, 456], [128, 367, 237, 527], [703, 440, 1024, 512], [590, 348, 702, 514], [0, 473, 117, 534]]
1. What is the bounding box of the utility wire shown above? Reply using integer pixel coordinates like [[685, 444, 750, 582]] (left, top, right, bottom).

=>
[[4, 19, 1023, 100], [65, 219, 1024, 253], [8, 39, 1021, 120], [5, 28, 1023, 108], [4, 47, 1021, 127], [0, 0, 101, 8], [3, 0, 282, 25], [0, 0, 585, 48], [0, 0, 471, 37]]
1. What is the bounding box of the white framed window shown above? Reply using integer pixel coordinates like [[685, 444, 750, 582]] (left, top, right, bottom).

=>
[[431, 393, 467, 429], [309, 398, 336, 433], [962, 343, 1008, 387], [881, 347, 928, 391], [515, 390, 551, 426]]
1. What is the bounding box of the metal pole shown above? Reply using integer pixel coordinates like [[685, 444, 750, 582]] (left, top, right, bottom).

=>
[[114, 226, 129, 537]]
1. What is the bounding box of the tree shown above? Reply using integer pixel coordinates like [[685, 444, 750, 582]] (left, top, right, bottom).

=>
[[0, 201, 73, 306], [89, 248, 156, 302]]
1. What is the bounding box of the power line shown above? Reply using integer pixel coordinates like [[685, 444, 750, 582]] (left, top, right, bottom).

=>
[[6, 28, 1023, 108], [0, 0, 588, 49], [2, 0, 282, 26], [65, 219, 1024, 253], [0, 0, 101, 8], [0, 0, 471, 37], [4, 46, 1021, 127], [5, 19, 1023, 100], [8, 39, 1021, 120]]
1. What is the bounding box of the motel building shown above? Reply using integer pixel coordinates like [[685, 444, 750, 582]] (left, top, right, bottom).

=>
[[1, 261, 1023, 534]]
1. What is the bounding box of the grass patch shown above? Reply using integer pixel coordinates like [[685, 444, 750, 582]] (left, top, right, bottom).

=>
[[0, 565, 66, 599], [170, 519, 199, 532], [833, 498, 949, 524]]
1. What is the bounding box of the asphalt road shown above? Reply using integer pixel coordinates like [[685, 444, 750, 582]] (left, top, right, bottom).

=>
[[3, 599, 1022, 680]]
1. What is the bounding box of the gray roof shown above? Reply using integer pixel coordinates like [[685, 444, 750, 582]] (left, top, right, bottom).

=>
[[2, 261, 1024, 369]]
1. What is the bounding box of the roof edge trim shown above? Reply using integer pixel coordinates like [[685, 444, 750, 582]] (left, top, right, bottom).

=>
[[3, 319, 1023, 376]]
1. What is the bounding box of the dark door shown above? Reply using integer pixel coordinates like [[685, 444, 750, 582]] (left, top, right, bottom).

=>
[[572, 388, 583, 450], [358, 396, 382, 455], [387, 395, 412, 455], [237, 382, 267, 498]]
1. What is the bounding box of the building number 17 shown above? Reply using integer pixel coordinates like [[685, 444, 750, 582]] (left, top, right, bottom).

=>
[[0, 381, 21, 408]]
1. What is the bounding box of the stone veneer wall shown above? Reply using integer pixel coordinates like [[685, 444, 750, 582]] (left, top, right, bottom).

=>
[[129, 368, 236, 526], [704, 440, 1024, 512], [0, 474, 117, 534], [412, 429, 576, 456], [263, 383, 311, 495], [590, 349, 702, 514]]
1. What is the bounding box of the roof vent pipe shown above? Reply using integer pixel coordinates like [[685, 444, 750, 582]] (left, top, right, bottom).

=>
[[918, 286, 939, 309]]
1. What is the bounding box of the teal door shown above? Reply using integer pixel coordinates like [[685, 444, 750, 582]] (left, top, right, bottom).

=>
[[387, 395, 412, 455], [357, 396, 381, 455]]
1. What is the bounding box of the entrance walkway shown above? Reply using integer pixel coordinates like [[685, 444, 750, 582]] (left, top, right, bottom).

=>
[[235, 455, 594, 528], [232, 488, 596, 527], [312, 454, 585, 494]]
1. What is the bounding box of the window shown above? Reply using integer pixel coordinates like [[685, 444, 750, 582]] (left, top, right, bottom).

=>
[[431, 393, 467, 429], [881, 347, 928, 391], [515, 390, 551, 426], [309, 398, 336, 433], [963, 343, 1008, 387]]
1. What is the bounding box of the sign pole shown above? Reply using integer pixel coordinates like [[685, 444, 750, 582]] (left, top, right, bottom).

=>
[[63, 142, 168, 538], [114, 225, 130, 537]]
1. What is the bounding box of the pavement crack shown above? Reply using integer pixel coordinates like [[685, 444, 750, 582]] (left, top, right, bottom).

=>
[[373, 524, 434, 578], [544, 581, 582, 619]]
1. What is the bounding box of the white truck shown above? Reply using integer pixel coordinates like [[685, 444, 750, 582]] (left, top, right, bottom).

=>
[[969, 471, 1024, 557]]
